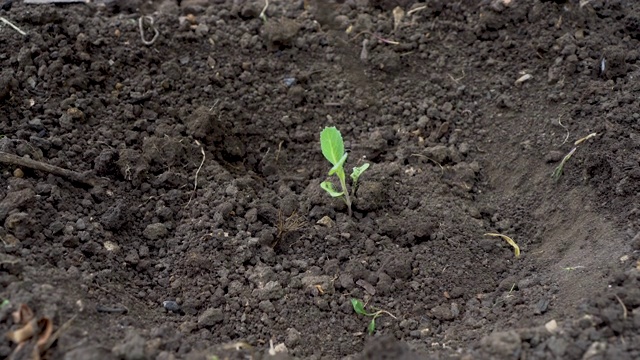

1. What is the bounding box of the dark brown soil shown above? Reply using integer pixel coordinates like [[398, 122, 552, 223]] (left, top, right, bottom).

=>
[[2, 0, 640, 359]]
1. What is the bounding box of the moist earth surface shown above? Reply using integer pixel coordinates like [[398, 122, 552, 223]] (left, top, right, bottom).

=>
[[1, 0, 640, 359]]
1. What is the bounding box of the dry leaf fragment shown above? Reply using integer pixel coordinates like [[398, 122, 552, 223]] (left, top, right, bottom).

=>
[[6, 318, 38, 343], [515, 74, 532, 85], [35, 317, 53, 354], [484, 233, 521, 257]]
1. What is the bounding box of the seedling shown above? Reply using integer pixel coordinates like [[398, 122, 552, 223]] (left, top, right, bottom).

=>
[[350, 298, 396, 335], [551, 132, 597, 182], [320, 127, 370, 216]]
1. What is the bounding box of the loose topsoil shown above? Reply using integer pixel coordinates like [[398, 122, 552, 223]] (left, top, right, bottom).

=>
[[2, 0, 640, 359]]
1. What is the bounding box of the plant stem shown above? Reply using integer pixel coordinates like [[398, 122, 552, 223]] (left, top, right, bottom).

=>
[[338, 169, 352, 217]]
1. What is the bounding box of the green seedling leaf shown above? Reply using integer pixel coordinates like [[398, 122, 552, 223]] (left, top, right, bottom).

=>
[[321, 181, 344, 197], [329, 153, 348, 176], [320, 127, 345, 166], [351, 298, 367, 315], [367, 319, 376, 335], [0, 299, 9, 309], [351, 298, 377, 316], [351, 163, 370, 183]]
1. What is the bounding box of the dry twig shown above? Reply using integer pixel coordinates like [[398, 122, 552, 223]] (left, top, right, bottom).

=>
[[0, 152, 98, 187]]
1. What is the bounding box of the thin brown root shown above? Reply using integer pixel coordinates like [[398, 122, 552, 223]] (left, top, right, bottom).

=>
[[274, 210, 305, 247], [184, 141, 205, 208]]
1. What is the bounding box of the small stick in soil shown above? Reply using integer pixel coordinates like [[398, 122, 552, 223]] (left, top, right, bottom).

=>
[[139, 15, 159, 46], [184, 141, 205, 208], [0, 17, 27, 36], [0, 152, 98, 187]]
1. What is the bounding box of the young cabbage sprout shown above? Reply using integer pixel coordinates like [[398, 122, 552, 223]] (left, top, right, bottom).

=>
[[319, 126, 369, 217]]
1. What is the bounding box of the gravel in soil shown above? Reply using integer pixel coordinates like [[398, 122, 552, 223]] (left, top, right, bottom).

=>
[[1, 0, 640, 359]]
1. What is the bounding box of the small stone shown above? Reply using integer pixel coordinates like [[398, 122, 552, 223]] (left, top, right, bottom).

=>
[[143, 223, 168, 240], [545, 319, 558, 333], [162, 301, 181, 313], [356, 279, 376, 295], [534, 298, 550, 315], [75, 218, 87, 230], [13, 168, 23, 178], [316, 216, 334, 228], [103, 241, 120, 252], [67, 107, 84, 120]]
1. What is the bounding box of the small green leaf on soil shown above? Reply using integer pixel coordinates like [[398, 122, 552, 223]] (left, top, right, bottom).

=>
[[351, 298, 367, 315]]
